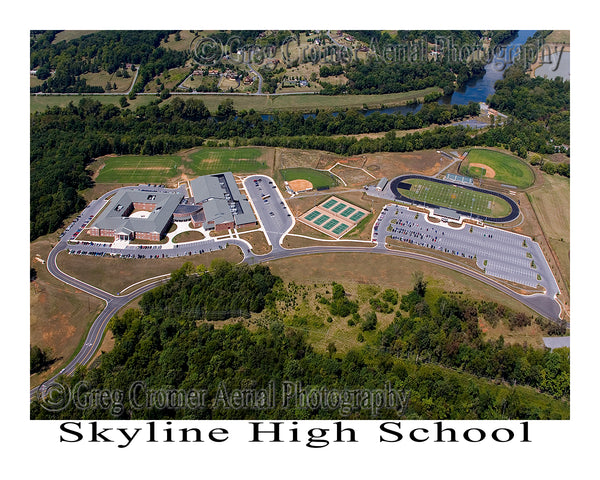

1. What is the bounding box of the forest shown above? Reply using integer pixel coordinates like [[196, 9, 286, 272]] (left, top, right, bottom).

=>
[[30, 262, 569, 420]]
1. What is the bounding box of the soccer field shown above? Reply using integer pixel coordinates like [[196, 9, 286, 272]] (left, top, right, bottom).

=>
[[401, 178, 513, 218], [95, 155, 181, 183], [189, 147, 268, 175]]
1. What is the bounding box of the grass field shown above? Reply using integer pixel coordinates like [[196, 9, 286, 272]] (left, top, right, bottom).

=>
[[189, 147, 268, 175], [280, 168, 338, 189], [400, 178, 513, 218], [31, 86, 441, 115], [95, 155, 181, 183], [527, 173, 570, 291], [172, 231, 206, 243], [56, 245, 243, 295], [30, 94, 157, 114], [30, 235, 105, 388], [461, 148, 535, 189]]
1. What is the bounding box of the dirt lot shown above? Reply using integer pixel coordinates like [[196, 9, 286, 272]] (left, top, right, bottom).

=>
[[363, 150, 450, 178], [330, 164, 375, 186]]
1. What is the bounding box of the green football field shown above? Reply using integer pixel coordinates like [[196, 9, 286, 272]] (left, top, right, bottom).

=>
[[400, 178, 513, 218], [280, 167, 338, 189], [460, 148, 535, 189], [189, 147, 267, 175], [95, 155, 181, 183]]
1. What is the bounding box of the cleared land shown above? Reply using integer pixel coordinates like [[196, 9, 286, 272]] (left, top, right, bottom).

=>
[[280, 167, 338, 189], [461, 149, 535, 189], [95, 155, 181, 183], [168, 87, 443, 114], [265, 252, 540, 318], [56, 245, 243, 295], [30, 94, 157, 114], [399, 178, 513, 217], [188, 147, 268, 175], [80, 68, 136, 93], [527, 173, 570, 291], [30, 236, 105, 388], [51, 30, 100, 43]]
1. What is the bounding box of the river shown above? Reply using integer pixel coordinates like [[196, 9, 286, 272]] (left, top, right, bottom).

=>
[[261, 30, 536, 120]]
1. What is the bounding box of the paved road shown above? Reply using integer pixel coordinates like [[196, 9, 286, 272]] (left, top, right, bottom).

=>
[[30, 177, 563, 401]]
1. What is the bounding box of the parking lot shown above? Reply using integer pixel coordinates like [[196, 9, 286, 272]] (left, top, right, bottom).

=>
[[243, 175, 294, 251], [375, 205, 559, 294]]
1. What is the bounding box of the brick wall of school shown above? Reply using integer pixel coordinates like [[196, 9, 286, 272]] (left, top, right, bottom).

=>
[[132, 202, 156, 212], [134, 231, 161, 242]]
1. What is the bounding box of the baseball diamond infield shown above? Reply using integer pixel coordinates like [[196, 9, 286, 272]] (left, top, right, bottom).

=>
[[288, 179, 313, 192], [389, 175, 520, 223]]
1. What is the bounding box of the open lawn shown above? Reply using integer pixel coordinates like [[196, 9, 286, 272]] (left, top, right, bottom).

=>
[[30, 94, 157, 114], [52, 30, 100, 43], [172, 231, 206, 243], [95, 155, 181, 183], [80, 68, 136, 93], [400, 178, 513, 218], [30, 236, 105, 388], [527, 173, 570, 291], [265, 252, 540, 318], [144, 67, 192, 93], [188, 147, 268, 175], [461, 148, 535, 189], [56, 245, 243, 295], [280, 167, 338, 189], [161, 87, 442, 114]]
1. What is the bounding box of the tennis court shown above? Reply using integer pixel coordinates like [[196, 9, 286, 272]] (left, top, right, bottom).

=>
[[297, 195, 370, 239]]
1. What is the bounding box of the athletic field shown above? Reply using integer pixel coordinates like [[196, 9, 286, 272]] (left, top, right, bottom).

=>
[[280, 168, 338, 189], [460, 148, 535, 189], [401, 178, 513, 218], [299, 195, 370, 239], [95, 155, 181, 183], [189, 147, 267, 175]]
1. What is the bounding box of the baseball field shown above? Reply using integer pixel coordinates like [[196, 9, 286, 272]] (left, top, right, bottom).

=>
[[280, 167, 338, 189], [460, 148, 535, 189]]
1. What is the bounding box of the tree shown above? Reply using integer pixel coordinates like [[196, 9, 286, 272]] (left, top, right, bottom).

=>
[[412, 271, 427, 297], [119, 96, 129, 108], [30, 267, 37, 282], [361, 310, 377, 331], [327, 342, 337, 357], [216, 99, 237, 118], [30, 345, 51, 374]]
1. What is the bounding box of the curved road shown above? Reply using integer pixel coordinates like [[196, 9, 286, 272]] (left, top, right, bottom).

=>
[[30, 178, 562, 401]]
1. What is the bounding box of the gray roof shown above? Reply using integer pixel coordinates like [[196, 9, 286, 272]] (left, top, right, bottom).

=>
[[190, 175, 224, 203], [434, 207, 461, 221], [543, 336, 570, 351], [92, 190, 183, 234], [376, 177, 388, 189], [189, 172, 256, 227]]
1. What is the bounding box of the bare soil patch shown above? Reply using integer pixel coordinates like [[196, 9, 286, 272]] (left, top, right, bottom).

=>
[[288, 179, 313, 191]]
